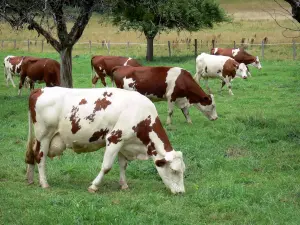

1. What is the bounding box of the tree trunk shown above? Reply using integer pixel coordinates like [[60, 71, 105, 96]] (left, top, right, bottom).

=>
[[60, 47, 73, 88], [146, 37, 154, 61]]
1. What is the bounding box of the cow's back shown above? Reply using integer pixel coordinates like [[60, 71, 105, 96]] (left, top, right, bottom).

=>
[[113, 66, 170, 99]]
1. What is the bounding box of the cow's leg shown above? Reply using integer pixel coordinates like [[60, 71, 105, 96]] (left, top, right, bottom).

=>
[[9, 74, 16, 88], [18, 75, 26, 96], [222, 76, 233, 95], [88, 139, 122, 192], [246, 65, 252, 77], [36, 139, 51, 188], [181, 107, 192, 124], [166, 100, 175, 125], [110, 76, 115, 87], [92, 75, 98, 88], [118, 152, 128, 189], [99, 74, 107, 87], [203, 78, 212, 94]]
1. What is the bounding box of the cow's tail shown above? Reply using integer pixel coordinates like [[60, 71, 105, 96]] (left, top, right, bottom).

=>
[[91, 56, 95, 79]]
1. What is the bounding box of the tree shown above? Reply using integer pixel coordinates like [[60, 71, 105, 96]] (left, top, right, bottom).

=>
[[109, 0, 228, 61], [0, 0, 96, 87]]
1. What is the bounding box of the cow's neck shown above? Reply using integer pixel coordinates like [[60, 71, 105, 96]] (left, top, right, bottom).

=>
[[186, 82, 209, 105], [238, 54, 255, 64]]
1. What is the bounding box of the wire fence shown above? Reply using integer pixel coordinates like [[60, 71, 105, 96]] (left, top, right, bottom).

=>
[[0, 39, 298, 60]]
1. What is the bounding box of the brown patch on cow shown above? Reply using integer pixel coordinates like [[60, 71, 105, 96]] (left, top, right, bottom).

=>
[[107, 130, 122, 146], [222, 59, 238, 79], [89, 128, 109, 142], [34, 140, 42, 164], [170, 69, 212, 106], [155, 158, 167, 167], [103, 91, 113, 97], [29, 89, 44, 123], [94, 98, 111, 112], [69, 106, 81, 134], [152, 117, 172, 152], [132, 115, 172, 156], [214, 47, 257, 65], [79, 98, 87, 105], [85, 97, 112, 122], [113, 66, 169, 99], [85, 113, 96, 123]]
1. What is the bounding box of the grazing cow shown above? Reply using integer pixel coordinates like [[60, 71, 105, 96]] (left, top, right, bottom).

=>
[[3, 55, 23, 88], [113, 66, 218, 125], [211, 47, 262, 76], [91, 56, 141, 87], [26, 87, 185, 194], [18, 57, 60, 95], [194, 53, 248, 96]]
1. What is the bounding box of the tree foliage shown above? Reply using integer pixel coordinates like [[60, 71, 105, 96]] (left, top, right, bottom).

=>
[[109, 0, 228, 60], [284, 0, 300, 22], [0, 0, 97, 87]]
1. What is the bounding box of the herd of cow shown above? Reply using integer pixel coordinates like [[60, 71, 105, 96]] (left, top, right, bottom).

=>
[[3, 47, 262, 194]]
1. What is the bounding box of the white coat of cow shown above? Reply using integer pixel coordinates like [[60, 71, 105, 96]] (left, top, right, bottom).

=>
[[3, 55, 23, 88], [26, 87, 185, 194], [194, 53, 248, 95]]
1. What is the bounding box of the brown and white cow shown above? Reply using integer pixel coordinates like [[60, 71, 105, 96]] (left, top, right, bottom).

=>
[[4, 55, 23, 88], [18, 57, 60, 95], [211, 47, 262, 76], [194, 53, 248, 95], [26, 87, 185, 194], [113, 66, 218, 125], [91, 55, 141, 87]]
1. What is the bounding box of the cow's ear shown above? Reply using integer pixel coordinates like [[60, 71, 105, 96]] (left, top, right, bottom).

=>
[[155, 158, 167, 167]]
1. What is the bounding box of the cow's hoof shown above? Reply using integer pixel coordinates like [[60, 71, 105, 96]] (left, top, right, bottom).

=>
[[120, 184, 129, 190], [41, 184, 50, 189], [88, 185, 98, 193]]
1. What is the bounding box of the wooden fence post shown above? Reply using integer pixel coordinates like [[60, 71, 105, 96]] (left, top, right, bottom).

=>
[[293, 39, 296, 60], [194, 39, 198, 57], [14, 40, 16, 49], [102, 40, 105, 48], [234, 41, 236, 48], [212, 39, 215, 49], [261, 40, 265, 60], [107, 41, 110, 55], [89, 40, 92, 54], [27, 39, 30, 51], [1, 40, 3, 49], [168, 41, 171, 57], [41, 40, 44, 52]]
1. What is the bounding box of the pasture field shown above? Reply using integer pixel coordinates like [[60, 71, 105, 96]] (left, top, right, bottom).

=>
[[0, 50, 300, 224]]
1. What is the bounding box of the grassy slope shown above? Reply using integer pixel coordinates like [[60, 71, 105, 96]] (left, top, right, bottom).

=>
[[0, 51, 300, 224]]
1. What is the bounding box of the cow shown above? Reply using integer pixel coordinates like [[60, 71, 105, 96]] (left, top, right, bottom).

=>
[[91, 56, 141, 87], [26, 87, 186, 194], [194, 53, 248, 96], [18, 57, 60, 96], [211, 47, 262, 76], [112, 66, 218, 125], [3, 55, 23, 88]]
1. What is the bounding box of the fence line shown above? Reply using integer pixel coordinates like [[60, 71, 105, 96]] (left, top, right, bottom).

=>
[[0, 38, 298, 60]]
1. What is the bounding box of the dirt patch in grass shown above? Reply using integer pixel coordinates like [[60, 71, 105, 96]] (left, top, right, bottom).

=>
[[224, 147, 249, 159]]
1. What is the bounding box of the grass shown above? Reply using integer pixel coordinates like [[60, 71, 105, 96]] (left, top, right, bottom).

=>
[[0, 50, 300, 224]]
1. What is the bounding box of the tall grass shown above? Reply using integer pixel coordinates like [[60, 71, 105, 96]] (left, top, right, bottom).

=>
[[0, 50, 300, 224]]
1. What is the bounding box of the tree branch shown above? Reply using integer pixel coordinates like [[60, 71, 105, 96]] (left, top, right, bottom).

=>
[[48, 0, 68, 45], [68, 0, 95, 46]]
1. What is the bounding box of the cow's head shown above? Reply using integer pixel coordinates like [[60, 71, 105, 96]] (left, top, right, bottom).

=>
[[194, 94, 218, 121], [251, 56, 262, 69], [92, 75, 99, 88], [236, 63, 248, 79], [155, 150, 185, 194]]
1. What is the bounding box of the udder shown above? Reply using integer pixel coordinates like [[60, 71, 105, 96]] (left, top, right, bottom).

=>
[[48, 134, 66, 158]]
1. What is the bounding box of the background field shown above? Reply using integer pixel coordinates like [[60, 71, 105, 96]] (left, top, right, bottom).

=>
[[1, 0, 300, 224], [1, 50, 300, 224]]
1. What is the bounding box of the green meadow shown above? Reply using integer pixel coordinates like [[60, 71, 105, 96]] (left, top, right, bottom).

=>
[[0, 49, 300, 224]]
